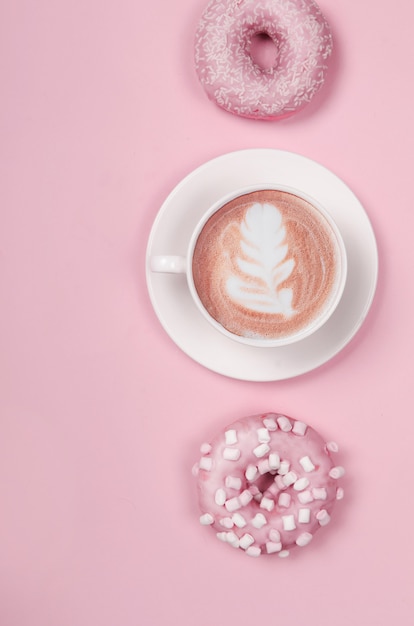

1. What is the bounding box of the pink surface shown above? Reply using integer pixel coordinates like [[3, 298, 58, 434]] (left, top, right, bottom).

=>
[[1, 1, 413, 625]]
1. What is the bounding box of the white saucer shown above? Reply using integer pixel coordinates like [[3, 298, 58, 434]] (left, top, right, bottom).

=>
[[145, 149, 378, 381]]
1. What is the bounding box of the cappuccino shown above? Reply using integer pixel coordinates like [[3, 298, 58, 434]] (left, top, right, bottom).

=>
[[191, 189, 344, 343]]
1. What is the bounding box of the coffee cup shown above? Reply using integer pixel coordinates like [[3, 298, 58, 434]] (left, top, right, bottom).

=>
[[150, 185, 347, 347]]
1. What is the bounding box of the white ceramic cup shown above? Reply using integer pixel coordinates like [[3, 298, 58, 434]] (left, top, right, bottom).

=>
[[150, 184, 347, 347]]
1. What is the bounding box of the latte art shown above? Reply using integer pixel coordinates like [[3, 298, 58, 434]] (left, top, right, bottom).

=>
[[192, 190, 342, 342]]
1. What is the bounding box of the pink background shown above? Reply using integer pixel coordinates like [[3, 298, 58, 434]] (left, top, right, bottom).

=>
[[1, 1, 413, 624]]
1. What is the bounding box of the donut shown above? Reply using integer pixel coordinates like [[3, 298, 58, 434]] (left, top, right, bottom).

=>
[[194, 0, 333, 120], [193, 412, 344, 557]]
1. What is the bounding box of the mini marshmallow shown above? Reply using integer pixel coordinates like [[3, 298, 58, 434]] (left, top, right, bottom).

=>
[[245, 464, 258, 481], [232, 513, 247, 528], [225, 475, 242, 490], [216, 532, 227, 542], [223, 447, 241, 461], [253, 443, 270, 458], [225, 497, 241, 512], [269, 528, 281, 542], [200, 513, 214, 525], [329, 466, 345, 479], [293, 477, 310, 491], [299, 455, 316, 472], [292, 421, 307, 436], [336, 487, 345, 500], [258, 458, 270, 475], [215, 488, 226, 506], [263, 416, 277, 431], [191, 463, 199, 477], [312, 487, 327, 500], [257, 428, 271, 443], [282, 471, 297, 487], [199, 457, 213, 471], [298, 490, 314, 504], [298, 508, 311, 524], [260, 496, 275, 512], [316, 510, 331, 526], [326, 441, 339, 453], [200, 442, 212, 454], [277, 416, 292, 432], [266, 541, 282, 554], [246, 546, 261, 557], [296, 532, 313, 547], [282, 514, 296, 531], [239, 533, 255, 550], [225, 429, 238, 445], [219, 517, 234, 528], [252, 513, 267, 529], [268, 452, 280, 470], [278, 492, 291, 508], [226, 531, 240, 547], [239, 489, 253, 506], [278, 460, 290, 475], [274, 475, 287, 490], [278, 550, 290, 558]]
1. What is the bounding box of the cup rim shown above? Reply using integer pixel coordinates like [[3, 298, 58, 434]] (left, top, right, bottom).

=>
[[186, 183, 348, 348]]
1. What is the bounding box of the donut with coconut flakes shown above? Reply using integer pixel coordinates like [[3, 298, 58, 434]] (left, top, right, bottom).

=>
[[194, 0, 333, 120], [194, 412, 344, 557]]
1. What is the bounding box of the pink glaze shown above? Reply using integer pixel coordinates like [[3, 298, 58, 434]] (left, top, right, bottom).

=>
[[194, 412, 344, 557], [194, 0, 333, 120]]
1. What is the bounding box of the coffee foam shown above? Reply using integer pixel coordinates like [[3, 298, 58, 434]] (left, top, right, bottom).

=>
[[192, 190, 340, 341]]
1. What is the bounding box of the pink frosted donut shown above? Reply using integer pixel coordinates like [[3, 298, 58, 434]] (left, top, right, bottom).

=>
[[194, 0, 333, 120], [194, 412, 344, 557]]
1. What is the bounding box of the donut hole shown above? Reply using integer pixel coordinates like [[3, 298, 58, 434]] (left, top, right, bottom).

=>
[[249, 32, 279, 71], [254, 472, 275, 494]]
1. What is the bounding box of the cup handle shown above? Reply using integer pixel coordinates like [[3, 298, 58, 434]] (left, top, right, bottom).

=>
[[150, 255, 186, 273]]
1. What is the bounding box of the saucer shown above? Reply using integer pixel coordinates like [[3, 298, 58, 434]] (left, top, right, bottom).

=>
[[145, 149, 378, 381]]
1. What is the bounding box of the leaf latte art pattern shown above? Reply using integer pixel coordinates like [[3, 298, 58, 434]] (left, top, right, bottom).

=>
[[226, 203, 295, 316]]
